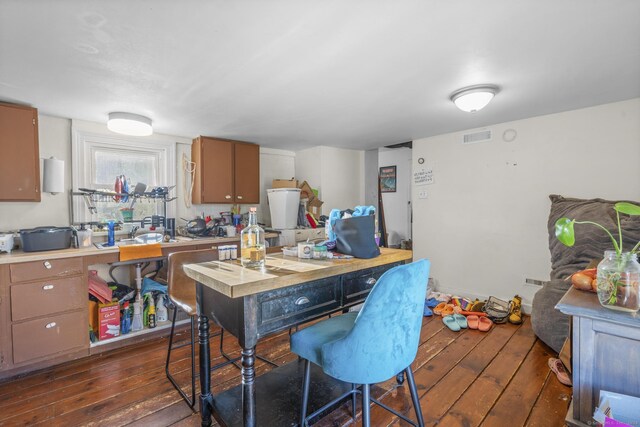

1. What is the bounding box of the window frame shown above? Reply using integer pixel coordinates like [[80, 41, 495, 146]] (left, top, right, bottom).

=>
[[71, 121, 176, 224]]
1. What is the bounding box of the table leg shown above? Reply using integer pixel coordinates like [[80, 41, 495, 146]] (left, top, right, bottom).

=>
[[241, 346, 257, 427], [198, 314, 213, 427]]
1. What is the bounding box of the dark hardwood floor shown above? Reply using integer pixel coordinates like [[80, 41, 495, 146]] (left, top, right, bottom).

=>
[[0, 314, 571, 426]]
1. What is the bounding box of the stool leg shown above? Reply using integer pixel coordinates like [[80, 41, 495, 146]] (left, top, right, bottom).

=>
[[362, 384, 370, 427], [351, 383, 357, 419], [165, 308, 195, 408], [300, 359, 311, 427], [405, 366, 424, 427]]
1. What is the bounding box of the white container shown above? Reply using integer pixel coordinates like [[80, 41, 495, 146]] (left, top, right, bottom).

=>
[[225, 225, 236, 237], [77, 229, 93, 248], [297, 242, 314, 259], [0, 234, 14, 253], [267, 188, 301, 230]]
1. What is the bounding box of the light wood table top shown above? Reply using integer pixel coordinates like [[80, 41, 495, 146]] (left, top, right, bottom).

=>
[[184, 247, 413, 298]]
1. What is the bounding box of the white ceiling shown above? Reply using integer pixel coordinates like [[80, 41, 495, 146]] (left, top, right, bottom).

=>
[[1, 0, 639, 150]]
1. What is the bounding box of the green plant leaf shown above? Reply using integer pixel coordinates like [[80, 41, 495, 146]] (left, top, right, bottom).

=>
[[555, 218, 576, 246], [615, 202, 640, 216]]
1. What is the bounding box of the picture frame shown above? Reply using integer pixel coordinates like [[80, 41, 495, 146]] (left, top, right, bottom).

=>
[[379, 165, 397, 193]]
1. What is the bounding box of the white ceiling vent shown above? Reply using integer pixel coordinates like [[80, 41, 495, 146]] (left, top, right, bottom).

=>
[[462, 130, 492, 144]]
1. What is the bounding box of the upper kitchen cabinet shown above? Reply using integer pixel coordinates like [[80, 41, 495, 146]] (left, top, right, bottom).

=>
[[0, 103, 40, 201], [191, 136, 260, 204]]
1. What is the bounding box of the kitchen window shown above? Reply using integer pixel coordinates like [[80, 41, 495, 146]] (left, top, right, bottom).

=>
[[71, 120, 176, 224]]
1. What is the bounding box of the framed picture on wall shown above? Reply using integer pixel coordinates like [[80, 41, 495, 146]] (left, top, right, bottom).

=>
[[379, 165, 397, 193]]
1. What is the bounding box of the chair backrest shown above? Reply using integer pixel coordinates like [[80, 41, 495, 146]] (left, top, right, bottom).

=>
[[167, 249, 219, 315], [321, 259, 430, 384]]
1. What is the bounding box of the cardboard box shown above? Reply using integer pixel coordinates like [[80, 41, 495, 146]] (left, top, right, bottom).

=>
[[272, 178, 298, 189], [298, 180, 315, 200], [98, 302, 120, 341], [308, 197, 324, 217], [88, 301, 98, 334]]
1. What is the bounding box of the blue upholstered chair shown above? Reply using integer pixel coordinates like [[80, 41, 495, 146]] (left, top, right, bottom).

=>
[[290, 259, 430, 427]]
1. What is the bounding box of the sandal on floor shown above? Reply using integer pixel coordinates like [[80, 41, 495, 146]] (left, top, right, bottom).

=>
[[423, 304, 433, 317], [425, 298, 440, 308], [478, 316, 493, 332], [434, 302, 447, 315], [440, 304, 455, 316], [548, 358, 572, 386], [442, 315, 461, 332], [469, 300, 486, 312], [452, 314, 468, 329], [467, 315, 479, 330]]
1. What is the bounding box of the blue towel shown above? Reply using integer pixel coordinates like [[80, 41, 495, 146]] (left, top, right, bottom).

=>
[[327, 206, 376, 241], [141, 277, 167, 295]]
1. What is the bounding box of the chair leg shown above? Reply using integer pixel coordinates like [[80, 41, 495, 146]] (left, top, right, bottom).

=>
[[300, 359, 311, 427], [405, 366, 424, 427], [165, 309, 196, 408], [362, 383, 370, 427], [351, 383, 357, 419]]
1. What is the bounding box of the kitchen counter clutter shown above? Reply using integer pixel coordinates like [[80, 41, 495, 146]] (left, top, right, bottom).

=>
[[0, 233, 277, 380]]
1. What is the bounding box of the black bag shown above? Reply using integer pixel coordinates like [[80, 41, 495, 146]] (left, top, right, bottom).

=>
[[334, 215, 380, 259]]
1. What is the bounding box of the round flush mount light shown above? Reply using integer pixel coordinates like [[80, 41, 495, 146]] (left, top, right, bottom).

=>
[[107, 112, 153, 136], [450, 84, 500, 113]]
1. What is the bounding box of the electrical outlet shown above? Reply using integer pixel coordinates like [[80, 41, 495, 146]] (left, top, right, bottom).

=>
[[525, 278, 547, 287], [418, 190, 428, 199]]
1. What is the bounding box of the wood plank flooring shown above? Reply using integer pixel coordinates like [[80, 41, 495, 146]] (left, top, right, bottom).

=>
[[0, 315, 571, 427]]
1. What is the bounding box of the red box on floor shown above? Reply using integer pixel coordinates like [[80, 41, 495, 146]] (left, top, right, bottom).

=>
[[98, 302, 120, 341]]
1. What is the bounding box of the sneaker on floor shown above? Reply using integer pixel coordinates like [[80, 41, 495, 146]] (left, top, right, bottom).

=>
[[548, 358, 572, 386], [508, 295, 523, 325]]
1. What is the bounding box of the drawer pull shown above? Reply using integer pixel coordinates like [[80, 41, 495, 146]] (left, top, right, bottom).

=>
[[295, 296, 310, 306], [42, 284, 55, 290], [225, 195, 231, 199], [45, 322, 57, 329], [44, 261, 52, 269], [366, 277, 377, 285], [237, 195, 243, 200]]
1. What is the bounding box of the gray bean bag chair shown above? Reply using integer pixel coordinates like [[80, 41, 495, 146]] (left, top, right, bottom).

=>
[[531, 195, 640, 353]]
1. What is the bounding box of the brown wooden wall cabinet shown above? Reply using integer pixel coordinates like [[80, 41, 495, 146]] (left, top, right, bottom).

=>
[[0, 103, 40, 201], [191, 136, 260, 204]]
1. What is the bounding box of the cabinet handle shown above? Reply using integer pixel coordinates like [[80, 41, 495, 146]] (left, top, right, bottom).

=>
[[225, 195, 231, 199], [44, 261, 52, 269], [295, 296, 310, 306], [237, 195, 243, 200], [366, 277, 377, 285], [42, 284, 55, 290], [45, 322, 57, 329]]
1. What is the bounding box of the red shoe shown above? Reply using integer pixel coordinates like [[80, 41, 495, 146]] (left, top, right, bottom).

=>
[[548, 358, 572, 386]]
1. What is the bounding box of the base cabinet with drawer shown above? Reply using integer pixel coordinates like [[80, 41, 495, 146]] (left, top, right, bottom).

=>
[[0, 256, 89, 378]]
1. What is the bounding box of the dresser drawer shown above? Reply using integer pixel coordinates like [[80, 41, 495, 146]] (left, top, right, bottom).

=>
[[10, 257, 83, 283], [342, 262, 401, 305], [12, 311, 86, 364], [257, 277, 340, 335], [11, 276, 85, 322]]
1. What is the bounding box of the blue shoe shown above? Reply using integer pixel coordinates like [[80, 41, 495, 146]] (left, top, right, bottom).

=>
[[425, 298, 439, 308], [423, 304, 433, 317]]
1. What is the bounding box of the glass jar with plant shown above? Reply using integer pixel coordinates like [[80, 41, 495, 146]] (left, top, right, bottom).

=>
[[555, 202, 640, 312]]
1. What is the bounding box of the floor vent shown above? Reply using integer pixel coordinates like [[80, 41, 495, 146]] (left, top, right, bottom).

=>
[[462, 130, 492, 144]]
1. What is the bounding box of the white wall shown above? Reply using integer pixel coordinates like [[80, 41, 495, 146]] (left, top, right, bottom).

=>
[[0, 115, 71, 230], [296, 146, 365, 216], [379, 147, 412, 245], [258, 148, 296, 227], [412, 98, 640, 310]]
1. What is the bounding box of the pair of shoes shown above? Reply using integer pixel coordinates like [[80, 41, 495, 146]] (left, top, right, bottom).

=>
[[467, 315, 493, 332], [442, 314, 468, 331], [548, 358, 572, 386], [509, 295, 523, 325], [434, 302, 454, 316]]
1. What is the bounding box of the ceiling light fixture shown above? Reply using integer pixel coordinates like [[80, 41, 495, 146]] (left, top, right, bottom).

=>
[[450, 84, 500, 113], [107, 112, 153, 136]]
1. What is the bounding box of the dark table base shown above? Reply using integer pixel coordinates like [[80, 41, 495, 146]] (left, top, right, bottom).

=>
[[211, 359, 354, 427]]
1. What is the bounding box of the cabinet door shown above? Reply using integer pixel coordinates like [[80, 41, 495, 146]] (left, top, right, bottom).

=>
[[0, 103, 40, 201], [200, 138, 234, 203], [234, 142, 260, 204]]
